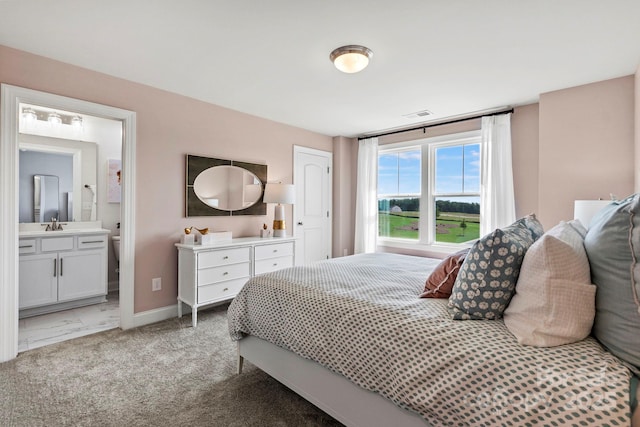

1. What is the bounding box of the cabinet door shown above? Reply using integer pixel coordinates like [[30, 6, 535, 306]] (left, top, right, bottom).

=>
[[58, 249, 106, 302], [19, 253, 58, 309]]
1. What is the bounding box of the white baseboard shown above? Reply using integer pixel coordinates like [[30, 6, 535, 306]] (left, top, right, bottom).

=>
[[131, 301, 219, 328], [132, 304, 178, 328]]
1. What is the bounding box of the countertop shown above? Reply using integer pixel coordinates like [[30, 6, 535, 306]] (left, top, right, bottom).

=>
[[19, 228, 111, 238]]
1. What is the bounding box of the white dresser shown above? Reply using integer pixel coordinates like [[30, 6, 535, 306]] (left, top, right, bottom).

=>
[[175, 236, 295, 327]]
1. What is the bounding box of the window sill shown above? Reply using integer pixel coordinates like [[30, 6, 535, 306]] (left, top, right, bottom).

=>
[[377, 238, 474, 259]]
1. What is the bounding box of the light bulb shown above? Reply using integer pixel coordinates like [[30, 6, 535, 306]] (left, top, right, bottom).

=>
[[48, 112, 62, 126], [71, 115, 83, 129]]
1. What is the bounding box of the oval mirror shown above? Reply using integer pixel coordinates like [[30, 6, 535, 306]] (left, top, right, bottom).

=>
[[193, 165, 263, 211]]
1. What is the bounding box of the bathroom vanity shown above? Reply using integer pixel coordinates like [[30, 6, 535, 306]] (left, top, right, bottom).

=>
[[18, 223, 110, 318]]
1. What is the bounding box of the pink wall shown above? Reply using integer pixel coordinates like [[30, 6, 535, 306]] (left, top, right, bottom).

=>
[[510, 104, 540, 218], [378, 118, 481, 145], [332, 136, 357, 257], [0, 45, 333, 313], [538, 76, 635, 229]]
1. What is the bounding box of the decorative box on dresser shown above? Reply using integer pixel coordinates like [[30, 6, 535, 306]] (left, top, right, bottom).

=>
[[176, 236, 296, 327]]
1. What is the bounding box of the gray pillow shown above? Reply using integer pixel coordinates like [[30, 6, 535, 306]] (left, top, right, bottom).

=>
[[585, 194, 640, 371], [448, 221, 534, 320]]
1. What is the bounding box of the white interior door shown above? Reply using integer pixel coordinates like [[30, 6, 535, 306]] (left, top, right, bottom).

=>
[[294, 146, 332, 265]]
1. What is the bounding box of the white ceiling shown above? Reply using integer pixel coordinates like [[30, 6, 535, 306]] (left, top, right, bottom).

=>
[[1, 0, 639, 137]]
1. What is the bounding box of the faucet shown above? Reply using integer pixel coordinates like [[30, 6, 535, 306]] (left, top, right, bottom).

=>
[[45, 217, 63, 231]]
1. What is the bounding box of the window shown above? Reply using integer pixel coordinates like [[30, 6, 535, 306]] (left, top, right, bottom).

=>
[[378, 148, 421, 240], [377, 131, 481, 246]]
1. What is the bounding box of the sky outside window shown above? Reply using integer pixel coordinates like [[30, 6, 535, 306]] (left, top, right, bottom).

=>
[[435, 143, 480, 196], [378, 149, 420, 196]]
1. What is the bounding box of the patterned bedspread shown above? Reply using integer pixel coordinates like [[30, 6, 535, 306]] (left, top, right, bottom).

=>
[[228, 253, 632, 426]]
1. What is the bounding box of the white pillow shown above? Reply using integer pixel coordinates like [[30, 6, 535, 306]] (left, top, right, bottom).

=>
[[503, 220, 595, 347]]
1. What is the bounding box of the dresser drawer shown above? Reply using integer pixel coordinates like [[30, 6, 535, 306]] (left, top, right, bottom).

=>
[[255, 242, 294, 261], [198, 247, 250, 269], [198, 262, 250, 286], [18, 239, 37, 254], [78, 235, 107, 249], [254, 255, 293, 275], [197, 278, 247, 304], [41, 237, 74, 252]]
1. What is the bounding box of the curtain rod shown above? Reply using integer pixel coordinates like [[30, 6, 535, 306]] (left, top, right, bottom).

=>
[[357, 107, 514, 141]]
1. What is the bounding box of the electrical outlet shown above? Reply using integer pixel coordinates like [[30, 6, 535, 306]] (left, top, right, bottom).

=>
[[152, 277, 162, 291]]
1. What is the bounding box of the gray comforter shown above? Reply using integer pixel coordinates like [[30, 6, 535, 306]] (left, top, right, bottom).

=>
[[228, 253, 632, 426]]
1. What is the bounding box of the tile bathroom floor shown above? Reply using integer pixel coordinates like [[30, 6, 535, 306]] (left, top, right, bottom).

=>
[[18, 292, 120, 353]]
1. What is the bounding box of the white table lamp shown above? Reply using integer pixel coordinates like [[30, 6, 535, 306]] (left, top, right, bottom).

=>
[[263, 183, 295, 237], [574, 200, 611, 229]]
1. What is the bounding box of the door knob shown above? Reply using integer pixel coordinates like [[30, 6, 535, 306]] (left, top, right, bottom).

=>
[[297, 222, 303, 225]]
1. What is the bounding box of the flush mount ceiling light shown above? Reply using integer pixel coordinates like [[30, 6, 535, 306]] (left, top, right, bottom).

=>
[[330, 45, 373, 73]]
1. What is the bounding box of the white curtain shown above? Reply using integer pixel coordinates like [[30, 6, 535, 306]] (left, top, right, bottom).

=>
[[480, 114, 516, 235], [354, 137, 378, 254]]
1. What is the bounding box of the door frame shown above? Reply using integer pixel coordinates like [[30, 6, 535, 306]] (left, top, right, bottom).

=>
[[0, 84, 137, 362], [293, 145, 333, 263]]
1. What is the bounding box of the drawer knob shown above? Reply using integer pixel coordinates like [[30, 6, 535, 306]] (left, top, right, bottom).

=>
[[223, 272, 229, 275], [223, 287, 229, 292], [223, 256, 229, 260], [273, 249, 278, 253], [273, 263, 278, 266]]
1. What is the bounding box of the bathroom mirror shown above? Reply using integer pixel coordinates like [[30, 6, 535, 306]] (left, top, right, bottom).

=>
[[19, 135, 98, 223], [34, 175, 60, 222], [186, 154, 267, 217]]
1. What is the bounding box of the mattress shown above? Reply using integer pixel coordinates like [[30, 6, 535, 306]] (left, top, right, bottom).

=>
[[228, 253, 632, 426]]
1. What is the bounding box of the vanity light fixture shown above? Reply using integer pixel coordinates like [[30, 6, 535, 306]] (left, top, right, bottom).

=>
[[47, 112, 62, 126], [330, 45, 373, 73], [21, 106, 85, 129]]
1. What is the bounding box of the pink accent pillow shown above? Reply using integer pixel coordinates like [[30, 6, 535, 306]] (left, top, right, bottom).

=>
[[420, 249, 469, 299]]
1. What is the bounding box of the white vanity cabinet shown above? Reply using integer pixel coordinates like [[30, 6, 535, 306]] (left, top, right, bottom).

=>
[[19, 252, 58, 309], [18, 231, 109, 317], [176, 236, 296, 327]]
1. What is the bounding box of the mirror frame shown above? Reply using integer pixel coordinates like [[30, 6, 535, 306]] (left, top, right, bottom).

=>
[[185, 154, 267, 217]]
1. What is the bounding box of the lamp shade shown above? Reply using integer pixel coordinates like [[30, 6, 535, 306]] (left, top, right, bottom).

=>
[[263, 183, 295, 205], [574, 200, 611, 229]]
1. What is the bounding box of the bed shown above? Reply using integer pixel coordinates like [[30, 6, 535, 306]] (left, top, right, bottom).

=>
[[228, 253, 637, 426]]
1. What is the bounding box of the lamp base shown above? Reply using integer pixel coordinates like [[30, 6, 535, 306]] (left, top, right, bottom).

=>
[[272, 204, 286, 237]]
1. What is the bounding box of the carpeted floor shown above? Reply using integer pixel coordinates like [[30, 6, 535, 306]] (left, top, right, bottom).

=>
[[0, 304, 343, 426]]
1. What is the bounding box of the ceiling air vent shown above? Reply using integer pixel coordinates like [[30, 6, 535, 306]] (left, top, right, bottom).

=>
[[402, 109, 433, 119]]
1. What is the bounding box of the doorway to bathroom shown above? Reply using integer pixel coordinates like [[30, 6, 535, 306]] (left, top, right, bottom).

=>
[[0, 84, 137, 362], [16, 108, 123, 351]]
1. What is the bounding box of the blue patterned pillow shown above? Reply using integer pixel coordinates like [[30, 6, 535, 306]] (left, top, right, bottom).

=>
[[515, 213, 544, 241], [448, 221, 535, 320]]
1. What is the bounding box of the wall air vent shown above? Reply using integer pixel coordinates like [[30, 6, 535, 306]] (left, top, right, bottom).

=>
[[402, 109, 433, 119]]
